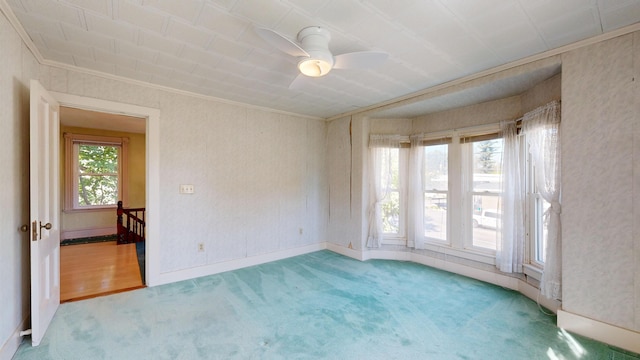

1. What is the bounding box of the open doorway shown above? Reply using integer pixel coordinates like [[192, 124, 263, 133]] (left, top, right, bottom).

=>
[[59, 106, 146, 302]]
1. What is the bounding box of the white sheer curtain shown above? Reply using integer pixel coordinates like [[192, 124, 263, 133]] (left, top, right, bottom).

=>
[[497, 121, 525, 273], [408, 135, 425, 249], [367, 135, 404, 248], [523, 101, 562, 300]]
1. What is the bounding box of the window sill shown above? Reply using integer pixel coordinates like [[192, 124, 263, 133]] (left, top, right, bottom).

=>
[[422, 242, 496, 265], [63, 206, 117, 214], [523, 263, 543, 281], [381, 238, 407, 246]]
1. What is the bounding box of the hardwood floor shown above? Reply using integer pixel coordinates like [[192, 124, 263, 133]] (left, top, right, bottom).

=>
[[60, 241, 144, 302]]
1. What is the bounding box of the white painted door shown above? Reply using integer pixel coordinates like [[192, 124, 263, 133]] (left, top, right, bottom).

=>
[[29, 80, 61, 346]]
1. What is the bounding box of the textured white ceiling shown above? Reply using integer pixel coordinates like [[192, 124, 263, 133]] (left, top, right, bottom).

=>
[[61, 106, 146, 133], [4, 0, 640, 119]]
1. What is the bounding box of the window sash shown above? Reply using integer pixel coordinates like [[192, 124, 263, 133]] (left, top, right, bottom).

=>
[[424, 191, 448, 243], [64, 133, 129, 211], [529, 154, 550, 266], [462, 137, 504, 253], [469, 193, 500, 251], [378, 148, 408, 241], [73, 143, 121, 209], [422, 142, 449, 244]]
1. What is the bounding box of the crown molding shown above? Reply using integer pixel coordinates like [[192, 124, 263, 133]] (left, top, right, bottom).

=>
[[41, 59, 324, 121], [0, 0, 43, 63]]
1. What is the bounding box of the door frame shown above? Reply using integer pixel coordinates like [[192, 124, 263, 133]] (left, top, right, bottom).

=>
[[51, 92, 161, 286]]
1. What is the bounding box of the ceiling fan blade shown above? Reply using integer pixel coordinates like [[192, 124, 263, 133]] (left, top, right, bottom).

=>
[[288, 73, 313, 90], [254, 27, 309, 57], [333, 51, 389, 70]]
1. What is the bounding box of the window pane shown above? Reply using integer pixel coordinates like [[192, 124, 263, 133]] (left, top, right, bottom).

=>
[[472, 139, 503, 193], [79, 144, 118, 174], [77, 144, 119, 206], [424, 193, 447, 241], [382, 191, 400, 234], [380, 148, 399, 190], [470, 139, 503, 250], [78, 175, 118, 206], [424, 144, 448, 191], [471, 194, 499, 250], [424, 144, 448, 242], [535, 197, 550, 263], [379, 148, 401, 236]]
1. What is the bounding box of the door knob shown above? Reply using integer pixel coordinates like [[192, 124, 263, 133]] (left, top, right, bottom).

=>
[[20, 224, 28, 232], [36, 221, 52, 240]]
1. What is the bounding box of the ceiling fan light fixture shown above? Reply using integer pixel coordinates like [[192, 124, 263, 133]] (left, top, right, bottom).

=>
[[298, 57, 332, 77], [296, 26, 333, 77], [256, 25, 388, 85]]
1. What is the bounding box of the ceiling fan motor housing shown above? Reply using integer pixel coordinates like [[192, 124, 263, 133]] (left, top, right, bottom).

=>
[[297, 26, 334, 76]]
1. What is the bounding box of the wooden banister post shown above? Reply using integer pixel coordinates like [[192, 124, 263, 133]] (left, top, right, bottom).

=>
[[117, 201, 124, 244]]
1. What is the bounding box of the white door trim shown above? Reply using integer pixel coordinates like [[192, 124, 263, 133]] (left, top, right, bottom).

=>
[[51, 92, 161, 286]]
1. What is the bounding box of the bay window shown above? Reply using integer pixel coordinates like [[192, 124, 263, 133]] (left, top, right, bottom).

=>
[[368, 127, 535, 261], [368, 101, 560, 296]]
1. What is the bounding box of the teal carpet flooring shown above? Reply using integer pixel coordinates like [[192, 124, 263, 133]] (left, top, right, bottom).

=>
[[13, 251, 632, 359]]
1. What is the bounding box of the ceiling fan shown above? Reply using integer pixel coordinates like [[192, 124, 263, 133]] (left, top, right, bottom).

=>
[[255, 26, 388, 89]]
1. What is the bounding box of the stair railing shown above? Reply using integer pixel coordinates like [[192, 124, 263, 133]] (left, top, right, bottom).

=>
[[117, 201, 145, 244]]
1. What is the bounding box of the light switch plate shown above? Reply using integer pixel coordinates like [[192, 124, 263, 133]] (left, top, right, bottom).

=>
[[179, 184, 194, 194]]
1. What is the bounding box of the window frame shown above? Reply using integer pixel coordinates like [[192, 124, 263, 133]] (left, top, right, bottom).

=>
[[380, 146, 409, 245], [460, 127, 503, 254], [525, 145, 548, 269], [420, 136, 452, 245], [64, 133, 129, 212]]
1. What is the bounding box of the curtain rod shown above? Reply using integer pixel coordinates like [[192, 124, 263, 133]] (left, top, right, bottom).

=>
[[509, 99, 560, 128]]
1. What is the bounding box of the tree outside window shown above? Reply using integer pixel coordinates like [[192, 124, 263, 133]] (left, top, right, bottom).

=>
[[64, 133, 129, 211], [77, 144, 119, 206], [470, 138, 503, 250]]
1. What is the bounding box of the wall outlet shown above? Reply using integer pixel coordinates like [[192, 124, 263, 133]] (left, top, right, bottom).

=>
[[198, 242, 205, 252], [180, 184, 195, 194]]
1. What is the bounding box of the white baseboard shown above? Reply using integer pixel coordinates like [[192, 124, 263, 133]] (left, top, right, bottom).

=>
[[359, 247, 520, 290], [326, 242, 366, 260], [0, 316, 29, 360], [558, 310, 640, 354], [367, 249, 412, 261], [60, 226, 116, 240], [517, 280, 561, 313], [154, 242, 328, 286], [331, 244, 563, 313]]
